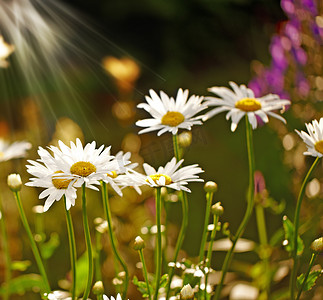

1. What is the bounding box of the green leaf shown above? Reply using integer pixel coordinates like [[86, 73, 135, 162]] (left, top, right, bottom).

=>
[[0, 274, 46, 295], [40, 232, 60, 260], [133, 276, 149, 295], [159, 274, 168, 288], [282, 216, 304, 255], [74, 252, 89, 297], [297, 270, 323, 292], [10, 260, 31, 271]]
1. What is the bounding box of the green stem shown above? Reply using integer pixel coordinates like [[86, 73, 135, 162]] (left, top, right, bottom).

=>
[[172, 134, 180, 161], [204, 214, 219, 300], [255, 203, 270, 297], [96, 295, 104, 300], [95, 230, 103, 282], [64, 196, 77, 300], [199, 192, 214, 262], [139, 248, 151, 300], [0, 200, 11, 300], [13, 191, 51, 293], [81, 184, 93, 300], [154, 187, 162, 300], [214, 117, 255, 300], [296, 252, 318, 300], [101, 181, 129, 299], [165, 134, 189, 299], [290, 156, 320, 300]]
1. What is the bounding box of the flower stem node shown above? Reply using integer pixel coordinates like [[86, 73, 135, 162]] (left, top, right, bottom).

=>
[[7, 174, 22, 192], [92, 281, 104, 295], [311, 237, 323, 253], [180, 284, 195, 300], [211, 202, 224, 216], [204, 181, 218, 193], [133, 236, 145, 250]]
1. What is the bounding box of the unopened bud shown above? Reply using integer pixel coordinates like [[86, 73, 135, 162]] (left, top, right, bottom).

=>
[[204, 181, 218, 193], [32, 205, 44, 214], [178, 131, 192, 148], [133, 236, 145, 250], [311, 237, 323, 253], [211, 202, 224, 216], [180, 284, 194, 299], [8, 174, 22, 192], [92, 281, 104, 295], [118, 271, 126, 280]]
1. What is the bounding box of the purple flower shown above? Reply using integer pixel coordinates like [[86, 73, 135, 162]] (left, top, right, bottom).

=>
[[265, 68, 285, 92], [284, 21, 301, 46], [270, 36, 288, 70], [281, 0, 295, 15], [292, 47, 307, 65], [301, 0, 317, 15], [296, 72, 310, 97]]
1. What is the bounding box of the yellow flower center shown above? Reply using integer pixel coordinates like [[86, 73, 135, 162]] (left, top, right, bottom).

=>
[[52, 171, 73, 189], [147, 174, 172, 185], [70, 161, 96, 177], [315, 140, 323, 154], [107, 171, 118, 178], [235, 98, 262, 112], [161, 111, 185, 127], [0, 152, 4, 158]]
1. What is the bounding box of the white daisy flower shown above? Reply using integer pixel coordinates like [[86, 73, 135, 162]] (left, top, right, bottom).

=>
[[103, 294, 124, 300], [102, 151, 139, 195], [295, 118, 323, 157], [26, 147, 77, 211], [136, 88, 207, 136], [49, 138, 120, 193], [0, 139, 31, 162], [127, 157, 204, 192], [203, 81, 291, 132]]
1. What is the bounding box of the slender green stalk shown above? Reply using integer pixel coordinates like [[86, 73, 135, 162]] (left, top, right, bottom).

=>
[[199, 192, 214, 262], [96, 295, 104, 300], [34, 209, 45, 245], [13, 191, 51, 293], [64, 196, 77, 300], [81, 184, 94, 300], [290, 156, 320, 299], [154, 187, 162, 300], [165, 134, 189, 298], [172, 134, 180, 161], [204, 214, 219, 300], [0, 202, 11, 300], [214, 117, 255, 300], [139, 248, 152, 300], [101, 181, 129, 299], [296, 252, 318, 300], [95, 230, 103, 282], [255, 203, 270, 297]]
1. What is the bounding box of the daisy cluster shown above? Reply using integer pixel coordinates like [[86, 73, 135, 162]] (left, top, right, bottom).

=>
[[26, 139, 204, 212], [26, 139, 138, 211], [136, 82, 290, 133], [24, 82, 294, 212]]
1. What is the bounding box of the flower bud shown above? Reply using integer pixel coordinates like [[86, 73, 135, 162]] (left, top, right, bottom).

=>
[[204, 181, 218, 193], [7, 174, 22, 192], [133, 236, 145, 250], [178, 131, 192, 148], [311, 237, 323, 253], [180, 284, 194, 299], [211, 202, 224, 216], [32, 205, 44, 214], [92, 281, 104, 295]]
